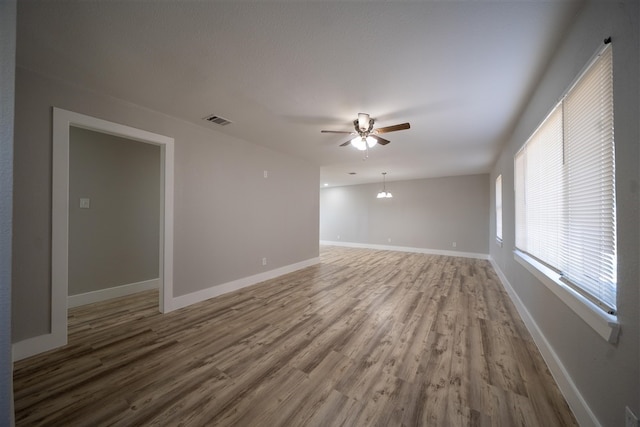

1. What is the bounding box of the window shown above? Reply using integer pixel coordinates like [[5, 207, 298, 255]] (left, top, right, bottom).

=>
[[514, 44, 616, 315], [495, 175, 502, 243]]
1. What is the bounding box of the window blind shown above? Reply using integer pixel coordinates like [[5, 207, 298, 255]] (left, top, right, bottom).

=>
[[560, 45, 616, 311], [524, 106, 564, 269], [514, 150, 526, 250], [515, 44, 616, 313]]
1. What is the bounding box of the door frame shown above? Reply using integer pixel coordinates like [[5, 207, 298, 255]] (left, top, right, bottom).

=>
[[51, 107, 174, 348]]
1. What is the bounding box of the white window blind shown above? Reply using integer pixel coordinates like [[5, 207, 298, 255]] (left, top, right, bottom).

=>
[[560, 46, 616, 311], [514, 151, 526, 250], [496, 175, 503, 241], [523, 106, 564, 269], [515, 44, 616, 313]]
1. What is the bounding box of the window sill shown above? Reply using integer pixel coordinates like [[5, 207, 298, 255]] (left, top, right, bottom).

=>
[[513, 250, 619, 344]]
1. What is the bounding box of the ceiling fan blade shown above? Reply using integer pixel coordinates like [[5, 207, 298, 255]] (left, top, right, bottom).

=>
[[375, 122, 410, 134], [370, 135, 391, 145], [339, 140, 352, 147], [321, 130, 353, 134]]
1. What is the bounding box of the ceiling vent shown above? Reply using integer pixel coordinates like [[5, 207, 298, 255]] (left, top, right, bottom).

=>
[[203, 114, 232, 126]]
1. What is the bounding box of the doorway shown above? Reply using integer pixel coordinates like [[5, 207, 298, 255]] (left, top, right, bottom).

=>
[[51, 107, 174, 349], [68, 127, 161, 308]]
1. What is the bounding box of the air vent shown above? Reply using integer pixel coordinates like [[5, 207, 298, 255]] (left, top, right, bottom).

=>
[[203, 114, 232, 126]]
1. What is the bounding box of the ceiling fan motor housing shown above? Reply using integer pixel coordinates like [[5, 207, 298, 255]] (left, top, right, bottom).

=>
[[355, 114, 375, 135]]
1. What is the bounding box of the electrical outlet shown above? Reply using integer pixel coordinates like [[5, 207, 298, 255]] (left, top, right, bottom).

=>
[[79, 198, 90, 209], [262, 257, 267, 266], [264, 170, 268, 178], [626, 407, 639, 427], [388, 238, 392, 243], [337, 235, 340, 240], [452, 241, 457, 248]]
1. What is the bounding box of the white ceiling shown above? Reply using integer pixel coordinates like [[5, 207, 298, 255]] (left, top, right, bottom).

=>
[[17, 0, 583, 187]]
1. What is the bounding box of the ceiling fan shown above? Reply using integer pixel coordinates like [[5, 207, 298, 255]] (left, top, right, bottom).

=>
[[321, 113, 410, 151]]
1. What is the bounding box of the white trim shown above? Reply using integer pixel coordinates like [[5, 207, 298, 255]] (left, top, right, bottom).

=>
[[68, 279, 159, 308], [490, 258, 600, 427], [172, 257, 320, 310], [320, 240, 489, 260], [12, 331, 66, 362], [159, 140, 175, 313], [514, 251, 619, 343], [13, 107, 176, 361]]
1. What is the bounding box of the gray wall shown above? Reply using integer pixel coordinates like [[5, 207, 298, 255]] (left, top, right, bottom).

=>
[[69, 127, 160, 296], [321, 174, 489, 255], [489, 1, 639, 426], [12, 66, 319, 342], [0, 0, 16, 424]]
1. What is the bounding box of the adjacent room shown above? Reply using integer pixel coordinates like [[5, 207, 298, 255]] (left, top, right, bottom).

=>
[[1, 1, 638, 426]]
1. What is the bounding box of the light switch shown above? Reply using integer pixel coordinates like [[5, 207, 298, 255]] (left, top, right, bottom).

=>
[[80, 198, 90, 209]]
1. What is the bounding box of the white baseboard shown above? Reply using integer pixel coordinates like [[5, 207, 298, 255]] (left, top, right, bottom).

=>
[[171, 257, 320, 311], [320, 240, 489, 260], [13, 258, 320, 361], [489, 258, 600, 427], [13, 278, 160, 361], [68, 278, 160, 308], [12, 329, 67, 362]]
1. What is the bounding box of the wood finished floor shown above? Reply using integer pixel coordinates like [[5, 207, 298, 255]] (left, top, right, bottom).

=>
[[14, 246, 578, 426]]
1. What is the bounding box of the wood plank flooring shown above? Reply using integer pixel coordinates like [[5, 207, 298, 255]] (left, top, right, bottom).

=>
[[13, 246, 578, 426]]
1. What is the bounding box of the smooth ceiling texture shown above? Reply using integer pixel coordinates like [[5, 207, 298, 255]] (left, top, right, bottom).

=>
[[17, 1, 583, 187]]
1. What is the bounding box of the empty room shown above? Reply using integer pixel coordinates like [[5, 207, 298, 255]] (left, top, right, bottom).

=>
[[1, 1, 639, 426]]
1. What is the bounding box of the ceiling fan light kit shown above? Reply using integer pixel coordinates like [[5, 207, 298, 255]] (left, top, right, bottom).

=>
[[351, 136, 377, 151]]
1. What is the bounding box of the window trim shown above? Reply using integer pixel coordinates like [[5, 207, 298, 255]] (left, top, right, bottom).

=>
[[514, 250, 619, 343], [495, 174, 503, 246]]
